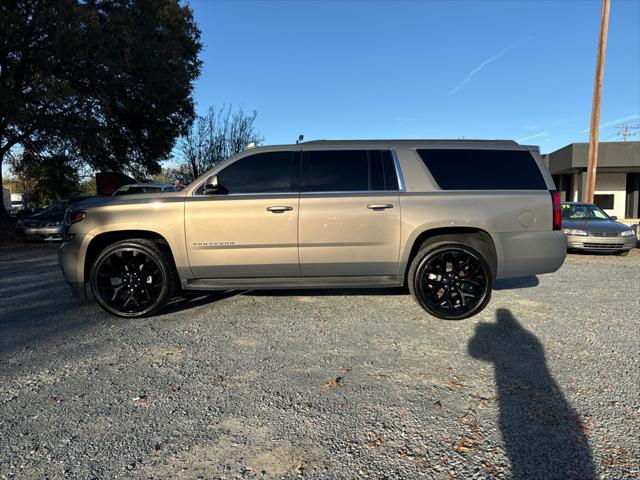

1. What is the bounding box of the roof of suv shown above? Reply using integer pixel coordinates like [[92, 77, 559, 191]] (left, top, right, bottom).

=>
[[301, 139, 518, 146], [242, 139, 526, 153]]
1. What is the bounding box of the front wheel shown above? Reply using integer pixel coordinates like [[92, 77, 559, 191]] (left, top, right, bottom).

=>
[[408, 242, 492, 320], [90, 239, 177, 318]]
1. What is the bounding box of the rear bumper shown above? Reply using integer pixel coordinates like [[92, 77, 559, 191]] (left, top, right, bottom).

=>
[[567, 234, 636, 252], [495, 230, 567, 279]]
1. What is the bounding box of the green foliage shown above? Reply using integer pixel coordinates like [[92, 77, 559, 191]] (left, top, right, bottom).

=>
[[10, 151, 80, 206], [0, 0, 202, 215], [78, 177, 97, 195]]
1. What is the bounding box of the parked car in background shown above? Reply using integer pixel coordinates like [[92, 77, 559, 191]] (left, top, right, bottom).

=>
[[562, 202, 637, 255], [59, 140, 567, 320], [15, 196, 98, 241], [112, 183, 176, 196], [9, 193, 26, 216]]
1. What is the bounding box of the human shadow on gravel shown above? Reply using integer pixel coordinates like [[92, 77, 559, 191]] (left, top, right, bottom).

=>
[[468, 309, 595, 480]]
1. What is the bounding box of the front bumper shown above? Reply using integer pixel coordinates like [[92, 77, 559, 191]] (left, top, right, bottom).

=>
[[58, 238, 88, 300], [16, 225, 64, 240], [566, 234, 636, 252]]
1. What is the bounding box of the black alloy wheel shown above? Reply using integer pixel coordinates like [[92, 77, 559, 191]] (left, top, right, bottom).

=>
[[411, 244, 491, 320], [90, 240, 175, 318]]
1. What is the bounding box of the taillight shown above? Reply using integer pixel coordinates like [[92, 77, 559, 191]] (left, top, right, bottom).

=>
[[550, 190, 561, 230]]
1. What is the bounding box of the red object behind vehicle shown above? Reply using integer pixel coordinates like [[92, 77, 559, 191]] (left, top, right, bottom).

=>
[[550, 190, 562, 230]]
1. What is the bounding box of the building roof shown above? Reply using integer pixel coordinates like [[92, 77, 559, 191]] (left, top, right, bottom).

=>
[[546, 141, 640, 174]]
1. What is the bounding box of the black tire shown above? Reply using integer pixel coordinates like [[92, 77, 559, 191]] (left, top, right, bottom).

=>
[[89, 239, 177, 318], [616, 250, 630, 257], [408, 241, 492, 320]]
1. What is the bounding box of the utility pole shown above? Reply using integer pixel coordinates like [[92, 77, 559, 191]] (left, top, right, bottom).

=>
[[585, 0, 611, 203], [615, 124, 640, 141]]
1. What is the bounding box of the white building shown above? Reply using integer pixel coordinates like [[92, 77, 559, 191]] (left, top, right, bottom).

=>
[[544, 141, 640, 220]]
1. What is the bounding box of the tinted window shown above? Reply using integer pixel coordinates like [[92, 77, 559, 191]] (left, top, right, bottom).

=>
[[417, 149, 547, 190], [216, 151, 295, 194], [302, 150, 399, 192], [369, 150, 399, 191]]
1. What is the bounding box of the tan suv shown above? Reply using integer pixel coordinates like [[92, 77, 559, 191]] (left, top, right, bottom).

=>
[[59, 140, 566, 319]]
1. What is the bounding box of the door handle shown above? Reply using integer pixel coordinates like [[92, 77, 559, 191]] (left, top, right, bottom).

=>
[[367, 204, 394, 210], [266, 206, 293, 213]]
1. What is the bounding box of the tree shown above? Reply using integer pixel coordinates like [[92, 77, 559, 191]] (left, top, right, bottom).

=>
[[150, 163, 192, 187], [9, 150, 80, 206], [179, 105, 263, 181], [0, 0, 202, 218]]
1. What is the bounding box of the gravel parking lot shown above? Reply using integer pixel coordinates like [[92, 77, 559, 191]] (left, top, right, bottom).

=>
[[1, 243, 638, 479]]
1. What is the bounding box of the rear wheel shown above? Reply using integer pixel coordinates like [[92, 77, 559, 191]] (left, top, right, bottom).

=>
[[408, 242, 492, 320], [89, 239, 177, 318]]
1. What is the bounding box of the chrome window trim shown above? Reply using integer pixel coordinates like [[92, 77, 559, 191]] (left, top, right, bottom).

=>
[[191, 148, 406, 197], [191, 191, 298, 198], [391, 149, 406, 192]]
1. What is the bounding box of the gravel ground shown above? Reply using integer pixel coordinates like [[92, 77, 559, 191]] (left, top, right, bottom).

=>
[[1, 243, 638, 479]]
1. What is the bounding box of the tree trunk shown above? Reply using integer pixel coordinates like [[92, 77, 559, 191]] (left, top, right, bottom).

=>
[[0, 153, 11, 222]]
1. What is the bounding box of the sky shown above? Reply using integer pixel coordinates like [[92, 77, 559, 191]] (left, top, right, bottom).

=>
[[190, 0, 640, 153]]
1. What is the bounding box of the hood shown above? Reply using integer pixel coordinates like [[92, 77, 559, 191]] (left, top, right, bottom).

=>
[[69, 191, 186, 211], [562, 218, 630, 233], [27, 210, 65, 221]]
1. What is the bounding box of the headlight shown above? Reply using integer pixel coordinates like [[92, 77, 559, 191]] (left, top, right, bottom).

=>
[[66, 209, 87, 225], [562, 228, 588, 236], [621, 229, 636, 237], [47, 220, 62, 227]]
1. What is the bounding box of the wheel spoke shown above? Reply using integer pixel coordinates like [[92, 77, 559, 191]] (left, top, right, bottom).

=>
[[94, 247, 165, 315], [417, 246, 489, 319]]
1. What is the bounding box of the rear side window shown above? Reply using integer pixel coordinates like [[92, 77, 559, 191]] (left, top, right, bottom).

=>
[[302, 150, 399, 192], [417, 149, 547, 190], [216, 151, 296, 194]]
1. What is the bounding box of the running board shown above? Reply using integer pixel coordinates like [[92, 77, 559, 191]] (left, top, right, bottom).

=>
[[182, 275, 403, 291]]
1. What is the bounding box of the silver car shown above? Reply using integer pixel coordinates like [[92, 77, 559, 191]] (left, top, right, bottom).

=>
[[562, 202, 637, 255]]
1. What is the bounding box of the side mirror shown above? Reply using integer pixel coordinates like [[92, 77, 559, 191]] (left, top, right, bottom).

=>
[[610, 215, 617, 221], [203, 175, 228, 195]]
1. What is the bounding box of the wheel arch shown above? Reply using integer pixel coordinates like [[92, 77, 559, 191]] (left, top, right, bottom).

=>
[[401, 227, 498, 283], [84, 230, 177, 282]]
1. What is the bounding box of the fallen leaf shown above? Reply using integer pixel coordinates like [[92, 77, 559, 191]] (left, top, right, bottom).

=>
[[339, 367, 351, 375], [366, 432, 384, 448], [453, 435, 477, 453], [418, 455, 429, 470], [209, 374, 225, 382], [579, 418, 594, 435], [481, 460, 497, 474], [323, 376, 345, 390], [447, 377, 463, 390], [132, 394, 156, 406], [46, 395, 57, 404], [433, 400, 442, 410]]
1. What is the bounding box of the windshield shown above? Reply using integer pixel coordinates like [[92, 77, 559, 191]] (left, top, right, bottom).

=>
[[41, 202, 69, 214], [562, 203, 610, 220], [113, 186, 162, 196]]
